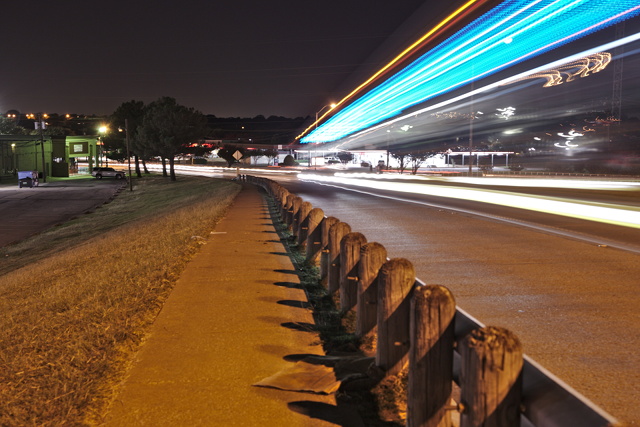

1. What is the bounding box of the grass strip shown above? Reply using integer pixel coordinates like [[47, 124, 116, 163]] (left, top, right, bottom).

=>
[[0, 175, 240, 426]]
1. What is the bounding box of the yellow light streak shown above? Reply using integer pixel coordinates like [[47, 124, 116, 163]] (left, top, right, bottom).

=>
[[295, 0, 487, 142]]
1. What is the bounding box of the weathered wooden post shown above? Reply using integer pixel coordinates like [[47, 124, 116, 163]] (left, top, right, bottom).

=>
[[305, 208, 325, 263], [276, 187, 288, 209], [356, 242, 387, 338], [295, 201, 313, 244], [328, 222, 351, 294], [407, 285, 456, 427], [376, 258, 415, 376], [282, 193, 294, 221], [459, 326, 523, 427], [320, 216, 339, 286], [339, 232, 367, 313], [287, 196, 302, 231]]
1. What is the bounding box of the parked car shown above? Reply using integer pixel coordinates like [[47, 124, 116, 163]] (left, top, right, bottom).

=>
[[91, 167, 126, 179]]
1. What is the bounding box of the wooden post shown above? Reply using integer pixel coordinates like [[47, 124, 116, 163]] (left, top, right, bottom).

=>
[[276, 187, 288, 211], [320, 216, 339, 286], [376, 258, 415, 376], [295, 201, 313, 245], [339, 232, 367, 313], [356, 242, 387, 337], [305, 208, 325, 263], [287, 196, 302, 231], [407, 285, 456, 427], [328, 222, 351, 294], [282, 193, 294, 221], [459, 326, 523, 427]]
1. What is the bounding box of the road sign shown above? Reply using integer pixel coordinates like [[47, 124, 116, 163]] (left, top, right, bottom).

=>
[[232, 150, 242, 161]]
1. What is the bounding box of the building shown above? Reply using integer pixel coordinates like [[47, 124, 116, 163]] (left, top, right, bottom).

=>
[[0, 135, 103, 180]]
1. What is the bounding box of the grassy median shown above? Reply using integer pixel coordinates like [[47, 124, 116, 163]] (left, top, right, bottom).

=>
[[0, 175, 240, 425]]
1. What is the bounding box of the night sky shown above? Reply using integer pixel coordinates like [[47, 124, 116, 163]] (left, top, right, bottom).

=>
[[1, 0, 433, 118]]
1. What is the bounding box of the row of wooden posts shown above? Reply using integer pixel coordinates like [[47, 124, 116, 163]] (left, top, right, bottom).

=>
[[246, 175, 525, 427]]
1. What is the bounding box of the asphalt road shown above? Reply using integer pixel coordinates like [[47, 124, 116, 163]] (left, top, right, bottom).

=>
[[0, 178, 125, 247], [272, 173, 640, 425], [6, 167, 636, 423]]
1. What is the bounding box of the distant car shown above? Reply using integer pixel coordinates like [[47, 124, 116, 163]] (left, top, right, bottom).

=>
[[92, 167, 126, 179]]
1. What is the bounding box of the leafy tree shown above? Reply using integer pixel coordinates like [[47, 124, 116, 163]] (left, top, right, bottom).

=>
[[217, 145, 246, 167], [390, 151, 409, 174], [137, 97, 207, 181], [337, 151, 354, 166], [110, 100, 147, 177], [409, 151, 430, 175], [0, 117, 27, 135], [263, 148, 279, 165], [248, 148, 265, 165]]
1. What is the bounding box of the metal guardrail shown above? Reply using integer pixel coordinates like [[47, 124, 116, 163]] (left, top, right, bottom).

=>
[[246, 174, 619, 426], [449, 283, 617, 427]]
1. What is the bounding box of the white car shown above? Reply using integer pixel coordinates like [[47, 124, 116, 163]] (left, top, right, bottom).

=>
[[91, 167, 127, 179]]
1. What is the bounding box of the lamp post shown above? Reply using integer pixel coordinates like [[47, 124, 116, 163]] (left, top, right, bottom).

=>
[[312, 103, 336, 168], [98, 126, 108, 167], [125, 119, 133, 191]]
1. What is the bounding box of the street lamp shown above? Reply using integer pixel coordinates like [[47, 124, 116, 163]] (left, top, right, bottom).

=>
[[98, 125, 108, 167], [312, 103, 336, 168]]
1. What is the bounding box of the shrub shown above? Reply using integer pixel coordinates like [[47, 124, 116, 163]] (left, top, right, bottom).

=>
[[282, 154, 296, 166]]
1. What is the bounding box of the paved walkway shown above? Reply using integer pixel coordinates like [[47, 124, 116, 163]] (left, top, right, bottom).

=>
[[103, 184, 363, 426]]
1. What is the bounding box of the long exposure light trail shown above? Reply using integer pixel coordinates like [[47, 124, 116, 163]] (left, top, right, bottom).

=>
[[299, 174, 640, 229], [302, 0, 640, 144], [331, 172, 640, 190], [333, 30, 640, 147], [294, 0, 488, 142]]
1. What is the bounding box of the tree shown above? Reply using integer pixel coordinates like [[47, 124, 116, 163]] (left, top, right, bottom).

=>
[[408, 151, 430, 175], [137, 97, 207, 181], [110, 100, 147, 177], [217, 145, 246, 167], [263, 148, 279, 165], [390, 151, 409, 174], [248, 148, 265, 165], [0, 117, 27, 135], [337, 151, 354, 166]]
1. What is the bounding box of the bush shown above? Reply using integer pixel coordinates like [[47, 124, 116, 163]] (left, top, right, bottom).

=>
[[282, 155, 296, 166]]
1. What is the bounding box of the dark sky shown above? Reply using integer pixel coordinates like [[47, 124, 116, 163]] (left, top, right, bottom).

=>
[[0, 0, 431, 118]]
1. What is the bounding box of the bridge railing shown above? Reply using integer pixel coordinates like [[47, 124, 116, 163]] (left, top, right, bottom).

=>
[[244, 174, 618, 427]]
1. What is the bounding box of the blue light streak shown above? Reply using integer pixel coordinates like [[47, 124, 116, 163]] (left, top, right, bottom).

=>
[[301, 0, 640, 144]]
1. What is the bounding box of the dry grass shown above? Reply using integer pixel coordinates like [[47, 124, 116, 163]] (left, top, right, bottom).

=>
[[0, 175, 240, 426]]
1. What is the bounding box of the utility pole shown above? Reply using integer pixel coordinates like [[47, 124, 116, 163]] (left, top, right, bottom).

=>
[[611, 21, 624, 123], [125, 119, 133, 191], [36, 113, 47, 183], [468, 66, 475, 176]]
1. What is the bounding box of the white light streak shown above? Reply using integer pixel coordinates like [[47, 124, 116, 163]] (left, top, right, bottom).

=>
[[298, 174, 640, 229]]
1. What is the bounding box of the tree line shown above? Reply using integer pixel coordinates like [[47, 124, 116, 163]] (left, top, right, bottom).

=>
[[108, 98, 298, 180], [108, 98, 207, 181]]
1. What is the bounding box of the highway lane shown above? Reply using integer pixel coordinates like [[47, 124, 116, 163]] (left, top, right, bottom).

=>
[[266, 172, 640, 425]]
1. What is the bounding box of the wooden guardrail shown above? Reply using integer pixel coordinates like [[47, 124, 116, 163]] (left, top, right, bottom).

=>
[[242, 175, 618, 427]]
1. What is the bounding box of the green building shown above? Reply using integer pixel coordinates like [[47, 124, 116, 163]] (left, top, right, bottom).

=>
[[0, 135, 102, 180]]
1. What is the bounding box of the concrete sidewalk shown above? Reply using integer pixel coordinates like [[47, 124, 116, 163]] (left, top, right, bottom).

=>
[[103, 184, 363, 426]]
